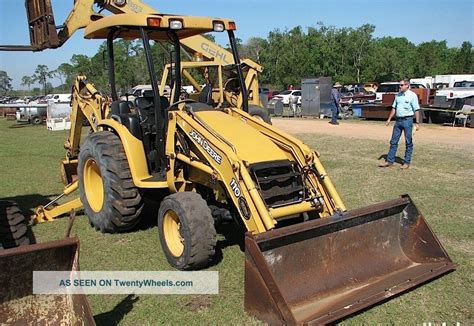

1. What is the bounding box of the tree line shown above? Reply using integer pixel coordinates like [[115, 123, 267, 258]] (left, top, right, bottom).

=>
[[1, 23, 473, 95]]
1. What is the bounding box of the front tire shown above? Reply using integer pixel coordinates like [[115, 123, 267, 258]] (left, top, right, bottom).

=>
[[158, 192, 216, 270], [78, 131, 144, 233]]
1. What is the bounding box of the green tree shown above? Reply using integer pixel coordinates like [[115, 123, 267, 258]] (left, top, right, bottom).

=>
[[414, 41, 451, 76], [0, 71, 13, 94], [45, 82, 54, 94], [349, 24, 375, 83], [451, 41, 473, 73], [241, 37, 267, 63], [364, 37, 416, 82], [32, 65, 53, 95], [54, 63, 74, 90], [21, 76, 34, 91]]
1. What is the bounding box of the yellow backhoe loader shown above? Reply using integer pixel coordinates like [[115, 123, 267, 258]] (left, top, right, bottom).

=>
[[0, 0, 454, 324]]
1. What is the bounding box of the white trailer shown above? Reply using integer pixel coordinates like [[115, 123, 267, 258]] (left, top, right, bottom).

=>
[[46, 99, 71, 131], [410, 77, 434, 88], [434, 74, 474, 87]]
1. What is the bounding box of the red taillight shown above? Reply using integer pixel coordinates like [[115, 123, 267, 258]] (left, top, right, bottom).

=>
[[228, 21, 237, 30], [147, 17, 161, 27]]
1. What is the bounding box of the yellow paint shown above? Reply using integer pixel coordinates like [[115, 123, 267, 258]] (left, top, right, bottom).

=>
[[163, 210, 184, 257], [34, 198, 83, 223], [195, 110, 288, 164], [83, 158, 104, 212], [98, 120, 167, 188], [269, 201, 315, 219], [84, 14, 235, 40]]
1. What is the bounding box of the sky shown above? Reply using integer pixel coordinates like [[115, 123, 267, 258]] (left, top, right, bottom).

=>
[[1, 0, 473, 89]]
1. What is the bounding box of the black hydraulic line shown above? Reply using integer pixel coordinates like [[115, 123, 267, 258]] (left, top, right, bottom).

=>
[[228, 30, 248, 113], [168, 31, 182, 104], [140, 27, 166, 174], [107, 29, 118, 101]]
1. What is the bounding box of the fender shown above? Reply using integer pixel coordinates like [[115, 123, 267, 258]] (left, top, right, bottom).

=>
[[98, 119, 153, 186]]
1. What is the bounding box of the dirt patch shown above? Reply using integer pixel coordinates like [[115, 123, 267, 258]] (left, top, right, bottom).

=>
[[184, 295, 211, 312], [272, 118, 474, 149]]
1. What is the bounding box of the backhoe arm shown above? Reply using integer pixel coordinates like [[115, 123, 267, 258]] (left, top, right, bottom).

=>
[[35, 75, 109, 222]]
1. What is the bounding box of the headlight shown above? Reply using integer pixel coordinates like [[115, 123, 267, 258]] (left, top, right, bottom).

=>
[[113, 0, 126, 6], [169, 20, 183, 30], [213, 21, 225, 32]]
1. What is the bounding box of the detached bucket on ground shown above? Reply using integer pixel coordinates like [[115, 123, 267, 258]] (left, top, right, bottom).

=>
[[245, 196, 455, 325], [0, 237, 95, 325]]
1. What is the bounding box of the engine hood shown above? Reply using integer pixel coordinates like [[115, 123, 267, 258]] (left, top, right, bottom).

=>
[[194, 110, 288, 164]]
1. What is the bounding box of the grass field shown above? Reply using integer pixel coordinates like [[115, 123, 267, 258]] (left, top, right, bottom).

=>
[[0, 118, 472, 325]]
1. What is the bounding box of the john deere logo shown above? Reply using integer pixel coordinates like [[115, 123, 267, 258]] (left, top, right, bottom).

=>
[[189, 130, 222, 164]]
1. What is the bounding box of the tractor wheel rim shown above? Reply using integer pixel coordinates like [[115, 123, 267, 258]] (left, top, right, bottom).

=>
[[83, 158, 104, 213], [252, 114, 264, 122], [163, 210, 184, 257]]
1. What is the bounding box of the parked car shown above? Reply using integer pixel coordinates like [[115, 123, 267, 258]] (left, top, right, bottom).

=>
[[436, 80, 474, 99], [375, 82, 426, 101], [409, 83, 427, 89], [121, 85, 171, 102], [259, 88, 279, 101], [363, 82, 378, 93], [39, 94, 71, 104], [453, 80, 474, 87], [272, 90, 301, 105], [340, 86, 376, 104]]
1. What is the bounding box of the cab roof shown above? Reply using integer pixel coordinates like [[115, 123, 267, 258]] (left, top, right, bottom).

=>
[[84, 13, 235, 40]]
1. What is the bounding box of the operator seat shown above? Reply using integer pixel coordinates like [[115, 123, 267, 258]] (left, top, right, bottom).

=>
[[135, 90, 170, 121], [198, 84, 214, 106], [109, 100, 141, 139]]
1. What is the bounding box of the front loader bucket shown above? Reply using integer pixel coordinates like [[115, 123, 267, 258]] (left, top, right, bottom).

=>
[[0, 237, 95, 325], [245, 196, 455, 325]]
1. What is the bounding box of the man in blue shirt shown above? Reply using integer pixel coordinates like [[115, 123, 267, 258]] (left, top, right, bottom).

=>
[[379, 79, 421, 169], [329, 82, 342, 125]]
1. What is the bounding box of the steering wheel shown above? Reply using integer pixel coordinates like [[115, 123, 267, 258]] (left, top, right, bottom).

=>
[[179, 88, 190, 100], [168, 98, 197, 110]]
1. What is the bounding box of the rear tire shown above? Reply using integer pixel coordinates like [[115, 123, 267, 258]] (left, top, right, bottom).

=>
[[0, 201, 35, 250], [158, 192, 216, 270], [78, 131, 144, 233], [249, 105, 272, 124]]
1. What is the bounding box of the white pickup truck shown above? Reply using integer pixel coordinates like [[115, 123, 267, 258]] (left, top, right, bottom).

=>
[[436, 80, 474, 99]]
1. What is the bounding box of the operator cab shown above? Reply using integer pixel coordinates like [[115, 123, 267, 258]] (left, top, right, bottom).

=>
[[87, 13, 247, 176]]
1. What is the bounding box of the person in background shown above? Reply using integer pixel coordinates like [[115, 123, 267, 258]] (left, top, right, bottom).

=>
[[379, 78, 421, 169], [329, 82, 342, 125]]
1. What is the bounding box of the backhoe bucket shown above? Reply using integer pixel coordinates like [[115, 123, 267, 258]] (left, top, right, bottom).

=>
[[245, 196, 455, 325], [0, 237, 95, 325]]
